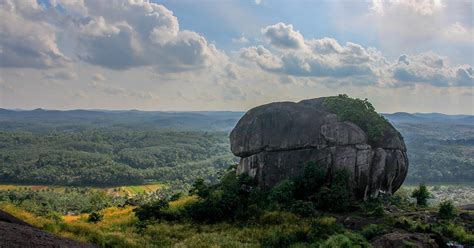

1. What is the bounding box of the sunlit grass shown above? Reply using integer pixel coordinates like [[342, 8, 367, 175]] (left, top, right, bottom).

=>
[[0, 183, 165, 196]]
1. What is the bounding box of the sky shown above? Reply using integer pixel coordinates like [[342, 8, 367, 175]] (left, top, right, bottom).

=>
[[0, 0, 472, 114]]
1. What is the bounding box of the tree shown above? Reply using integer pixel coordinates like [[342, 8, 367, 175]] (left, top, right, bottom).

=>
[[411, 183, 431, 207]]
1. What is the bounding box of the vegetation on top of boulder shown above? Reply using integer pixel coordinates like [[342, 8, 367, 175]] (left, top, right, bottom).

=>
[[323, 94, 388, 144]]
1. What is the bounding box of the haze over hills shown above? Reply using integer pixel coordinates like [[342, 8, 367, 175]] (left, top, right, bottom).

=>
[[1, 108, 472, 132], [383, 112, 474, 124]]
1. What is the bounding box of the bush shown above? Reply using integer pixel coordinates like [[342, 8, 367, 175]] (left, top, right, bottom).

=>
[[360, 224, 386, 240], [440, 223, 474, 246], [320, 233, 370, 248], [438, 200, 456, 220], [268, 179, 296, 206], [294, 161, 326, 200], [390, 187, 413, 210], [260, 226, 309, 247], [133, 199, 183, 222], [360, 198, 385, 217], [186, 171, 264, 222], [259, 211, 298, 225], [315, 170, 351, 212], [411, 183, 432, 207], [87, 211, 103, 223], [308, 216, 344, 241], [290, 200, 317, 217]]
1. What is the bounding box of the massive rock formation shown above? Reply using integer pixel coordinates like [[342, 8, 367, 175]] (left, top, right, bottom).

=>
[[230, 97, 408, 200]]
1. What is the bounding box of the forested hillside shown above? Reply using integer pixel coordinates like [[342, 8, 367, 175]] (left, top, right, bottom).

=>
[[0, 130, 235, 186], [387, 119, 474, 183], [0, 109, 472, 185]]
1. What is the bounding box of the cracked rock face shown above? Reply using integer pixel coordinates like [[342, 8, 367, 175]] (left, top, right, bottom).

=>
[[230, 97, 408, 200]]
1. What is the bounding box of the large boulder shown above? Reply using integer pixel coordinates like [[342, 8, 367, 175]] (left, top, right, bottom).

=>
[[230, 97, 408, 200]]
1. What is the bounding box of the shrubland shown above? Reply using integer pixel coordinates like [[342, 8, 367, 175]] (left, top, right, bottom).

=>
[[1, 163, 473, 247]]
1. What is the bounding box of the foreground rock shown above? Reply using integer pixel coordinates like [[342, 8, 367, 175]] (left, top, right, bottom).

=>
[[230, 97, 408, 199], [0, 210, 94, 248]]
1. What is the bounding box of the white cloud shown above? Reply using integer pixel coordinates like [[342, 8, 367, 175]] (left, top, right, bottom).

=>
[[370, 0, 444, 16], [73, 0, 225, 72], [240, 24, 382, 81], [0, 0, 69, 68], [261, 22, 305, 49], [0, 0, 225, 73], [391, 52, 473, 87], [239, 23, 472, 88], [366, 0, 472, 60]]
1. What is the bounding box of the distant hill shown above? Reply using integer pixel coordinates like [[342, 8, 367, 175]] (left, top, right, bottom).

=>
[[383, 112, 473, 124], [0, 109, 245, 133]]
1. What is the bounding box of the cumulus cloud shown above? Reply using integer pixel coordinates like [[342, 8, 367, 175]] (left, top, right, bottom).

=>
[[0, 0, 224, 72], [392, 52, 473, 87], [72, 0, 225, 72], [262, 22, 305, 49], [239, 24, 382, 81], [239, 22, 472, 88], [0, 0, 69, 68]]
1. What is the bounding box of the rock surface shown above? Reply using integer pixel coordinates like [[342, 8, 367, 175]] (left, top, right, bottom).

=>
[[230, 97, 408, 199], [0, 209, 94, 248]]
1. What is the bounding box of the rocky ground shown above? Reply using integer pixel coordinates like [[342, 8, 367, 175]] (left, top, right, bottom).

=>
[[0, 210, 94, 248]]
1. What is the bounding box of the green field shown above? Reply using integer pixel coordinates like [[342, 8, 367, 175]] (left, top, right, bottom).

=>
[[0, 183, 165, 196]]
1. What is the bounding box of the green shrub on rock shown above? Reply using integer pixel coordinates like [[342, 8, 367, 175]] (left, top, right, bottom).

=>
[[323, 94, 388, 144]]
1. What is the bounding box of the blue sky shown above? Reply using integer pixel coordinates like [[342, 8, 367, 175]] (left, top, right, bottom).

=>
[[0, 0, 472, 113]]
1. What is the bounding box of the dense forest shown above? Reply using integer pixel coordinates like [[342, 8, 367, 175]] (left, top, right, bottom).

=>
[[0, 130, 235, 186], [0, 109, 472, 186], [392, 121, 474, 183]]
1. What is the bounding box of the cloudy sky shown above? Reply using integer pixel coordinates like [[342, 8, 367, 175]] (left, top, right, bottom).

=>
[[0, 0, 472, 114]]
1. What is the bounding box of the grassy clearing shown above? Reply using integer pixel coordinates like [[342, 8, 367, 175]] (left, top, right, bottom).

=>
[[400, 184, 474, 206], [0, 183, 165, 196]]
